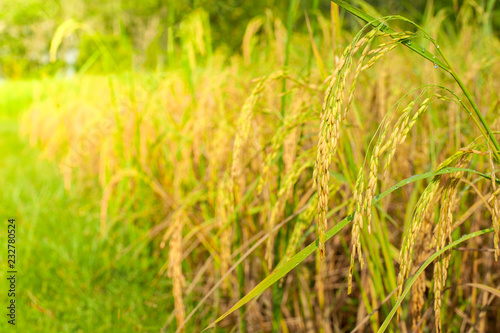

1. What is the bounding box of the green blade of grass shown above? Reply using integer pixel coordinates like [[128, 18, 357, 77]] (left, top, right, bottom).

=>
[[377, 228, 494, 333], [203, 166, 497, 330]]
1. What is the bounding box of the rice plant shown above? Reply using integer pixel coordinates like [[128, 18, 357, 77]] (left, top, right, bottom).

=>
[[15, 1, 500, 332], [202, 2, 500, 332]]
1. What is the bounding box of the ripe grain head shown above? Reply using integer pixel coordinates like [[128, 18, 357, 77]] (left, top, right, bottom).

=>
[[168, 211, 186, 332]]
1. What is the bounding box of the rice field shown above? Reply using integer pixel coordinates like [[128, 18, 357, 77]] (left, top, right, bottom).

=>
[[1, 1, 500, 332]]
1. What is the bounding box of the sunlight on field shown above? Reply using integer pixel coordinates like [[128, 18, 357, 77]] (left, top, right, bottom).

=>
[[1, 1, 500, 332]]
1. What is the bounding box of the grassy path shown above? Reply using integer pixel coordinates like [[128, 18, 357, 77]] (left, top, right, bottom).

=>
[[0, 81, 170, 332]]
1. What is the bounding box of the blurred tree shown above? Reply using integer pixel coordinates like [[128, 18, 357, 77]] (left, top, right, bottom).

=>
[[0, 0, 499, 78]]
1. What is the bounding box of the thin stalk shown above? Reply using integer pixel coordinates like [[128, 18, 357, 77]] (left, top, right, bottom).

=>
[[235, 211, 246, 333]]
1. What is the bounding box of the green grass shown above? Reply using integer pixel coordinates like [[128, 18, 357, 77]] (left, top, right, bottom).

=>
[[0, 80, 186, 332]]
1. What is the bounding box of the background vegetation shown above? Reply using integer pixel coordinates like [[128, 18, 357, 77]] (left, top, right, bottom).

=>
[[0, 0, 499, 332]]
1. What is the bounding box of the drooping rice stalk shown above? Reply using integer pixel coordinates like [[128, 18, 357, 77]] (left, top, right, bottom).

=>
[[168, 211, 186, 332], [488, 146, 500, 261], [432, 155, 470, 333], [231, 71, 285, 204]]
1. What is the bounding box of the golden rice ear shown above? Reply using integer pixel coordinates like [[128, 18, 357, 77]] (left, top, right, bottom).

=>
[[168, 212, 186, 332], [49, 19, 82, 63], [348, 168, 365, 294], [410, 208, 433, 333], [232, 71, 284, 203], [314, 49, 349, 260], [257, 101, 310, 200], [348, 87, 431, 296], [488, 147, 500, 261], [266, 155, 314, 269], [178, 9, 210, 70], [344, 31, 412, 120], [100, 169, 140, 237], [216, 174, 233, 291], [257, 77, 314, 196], [363, 107, 396, 235], [491, 192, 500, 261], [100, 168, 172, 237], [433, 180, 461, 333], [397, 178, 440, 301], [365, 97, 431, 236], [397, 148, 474, 318], [314, 27, 408, 260], [242, 17, 264, 65], [312, 37, 357, 256]]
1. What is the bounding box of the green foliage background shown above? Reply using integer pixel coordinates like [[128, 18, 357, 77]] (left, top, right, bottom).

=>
[[2, 0, 500, 78]]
